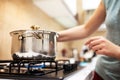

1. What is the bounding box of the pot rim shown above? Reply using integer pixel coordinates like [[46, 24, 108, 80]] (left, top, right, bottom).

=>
[[10, 30, 58, 36]]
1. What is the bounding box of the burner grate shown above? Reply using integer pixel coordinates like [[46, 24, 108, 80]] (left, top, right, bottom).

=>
[[0, 60, 80, 80], [0, 60, 70, 76]]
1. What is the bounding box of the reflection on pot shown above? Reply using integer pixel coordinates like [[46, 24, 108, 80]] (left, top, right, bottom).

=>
[[10, 26, 58, 61]]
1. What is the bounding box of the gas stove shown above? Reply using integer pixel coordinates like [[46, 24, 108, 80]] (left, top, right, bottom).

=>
[[0, 60, 82, 80]]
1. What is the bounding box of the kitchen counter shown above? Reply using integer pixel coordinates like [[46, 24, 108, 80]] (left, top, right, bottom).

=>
[[64, 56, 98, 80]]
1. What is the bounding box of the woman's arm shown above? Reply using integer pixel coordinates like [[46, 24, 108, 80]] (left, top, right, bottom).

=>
[[58, 0, 106, 42]]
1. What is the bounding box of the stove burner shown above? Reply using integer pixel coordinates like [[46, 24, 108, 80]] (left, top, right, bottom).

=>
[[7, 60, 61, 75], [0, 60, 79, 80]]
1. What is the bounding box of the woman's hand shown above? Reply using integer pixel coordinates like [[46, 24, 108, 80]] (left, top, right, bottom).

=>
[[85, 36, 120, 59]]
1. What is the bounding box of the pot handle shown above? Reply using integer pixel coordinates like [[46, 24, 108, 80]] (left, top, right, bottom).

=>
[[56, 33, 60, 38], [56, 32, 60, 42]]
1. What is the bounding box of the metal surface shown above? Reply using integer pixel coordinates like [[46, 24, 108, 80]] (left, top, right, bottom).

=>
[[10, 30, 58, 60]]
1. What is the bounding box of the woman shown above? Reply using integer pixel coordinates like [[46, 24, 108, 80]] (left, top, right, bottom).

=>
[[57, 0, 120, 80]]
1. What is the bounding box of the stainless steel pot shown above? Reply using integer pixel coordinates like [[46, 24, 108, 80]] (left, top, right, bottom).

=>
[[10, 28, 58, 61]]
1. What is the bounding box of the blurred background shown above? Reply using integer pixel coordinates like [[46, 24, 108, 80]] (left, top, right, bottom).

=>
[[0, 0, 106, 60]]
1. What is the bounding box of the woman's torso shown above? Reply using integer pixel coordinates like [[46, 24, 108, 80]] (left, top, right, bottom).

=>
[[95, 0, 120, 80]]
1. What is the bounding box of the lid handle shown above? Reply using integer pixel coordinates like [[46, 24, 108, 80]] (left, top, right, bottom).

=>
[[31, 25, 40, 30]]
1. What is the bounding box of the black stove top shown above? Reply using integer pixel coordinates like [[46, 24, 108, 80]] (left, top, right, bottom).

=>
[[0, 60, 82, 80]]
